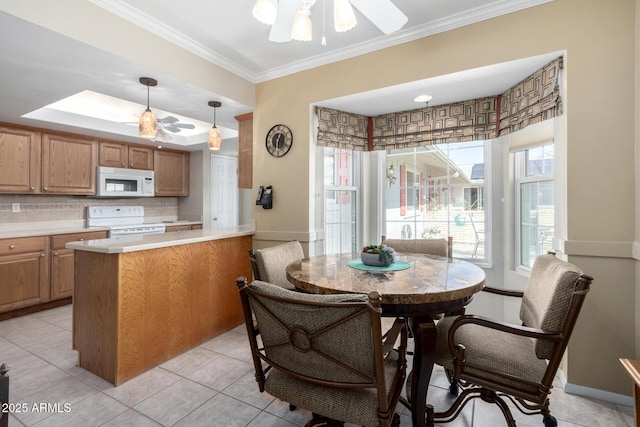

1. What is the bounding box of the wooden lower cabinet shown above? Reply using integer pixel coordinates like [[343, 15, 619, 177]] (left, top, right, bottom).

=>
[[50, 231, 107, 300], [0, 236, 48, 312], [0, 231, 109, 313]]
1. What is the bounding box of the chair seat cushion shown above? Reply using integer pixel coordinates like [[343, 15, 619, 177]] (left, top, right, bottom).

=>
[[434, 316, 548, 395], [265, 350, 401, 427]]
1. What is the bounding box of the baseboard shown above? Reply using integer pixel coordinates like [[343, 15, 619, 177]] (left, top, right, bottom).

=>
[[564, 382, 634, 407]]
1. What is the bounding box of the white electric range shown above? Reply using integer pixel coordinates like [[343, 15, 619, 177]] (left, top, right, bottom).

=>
[[87, 206, 166, 237]]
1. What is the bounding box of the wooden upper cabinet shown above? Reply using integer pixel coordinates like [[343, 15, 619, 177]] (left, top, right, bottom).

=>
[[99, 142, 154, 170], [42, 133, 97, 194], [0, 126, 41, 193], [98, 141, 128, 168], [154, 149, 189, 196], [235, 112, 253, 189], [128, 146, 154, 170]]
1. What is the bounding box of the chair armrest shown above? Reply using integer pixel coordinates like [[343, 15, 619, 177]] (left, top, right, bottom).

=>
[[482, 286, 524, 298], [382, 318, 407, 354], [447, 314, 563, 357]]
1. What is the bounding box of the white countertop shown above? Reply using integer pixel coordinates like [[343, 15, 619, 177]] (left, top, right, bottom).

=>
[[66, 224, 255, 254], [0, 226, 110, 239]]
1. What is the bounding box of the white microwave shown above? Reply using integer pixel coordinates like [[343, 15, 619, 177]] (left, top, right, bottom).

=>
[[95, 166, 155, 198]]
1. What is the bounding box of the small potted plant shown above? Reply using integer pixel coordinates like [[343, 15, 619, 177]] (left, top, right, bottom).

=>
[[361, 244, 396, 267]]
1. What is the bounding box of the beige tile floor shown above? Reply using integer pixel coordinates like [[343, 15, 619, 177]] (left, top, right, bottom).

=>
[[0, 305, 634, 427]]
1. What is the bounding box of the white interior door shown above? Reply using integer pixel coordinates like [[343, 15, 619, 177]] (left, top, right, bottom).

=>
[[211, 155, 238, 230]]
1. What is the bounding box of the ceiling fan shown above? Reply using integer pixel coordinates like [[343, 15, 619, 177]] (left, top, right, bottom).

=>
[[254, 0, 409, 43], [157, 115, 196, 133]]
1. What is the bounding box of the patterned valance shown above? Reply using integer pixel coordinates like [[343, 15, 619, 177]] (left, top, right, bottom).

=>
[[316, 56, 563, 150], [371, 97, 498, 150], [498, 57, 563, 135], [316, 107, 368, 151]]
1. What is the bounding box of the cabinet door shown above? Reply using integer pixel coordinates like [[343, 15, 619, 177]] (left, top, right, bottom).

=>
[[51, 249, 74, 300], [235, 113, 253, 189], [99, 141, 128, 168], [42, 134, 97, 194], [128, 146, 154, 170], [0, 126, 41, 193], [0, 251, 49, 312], [50, 231, 108, 300], [154, 150, 189, 196]]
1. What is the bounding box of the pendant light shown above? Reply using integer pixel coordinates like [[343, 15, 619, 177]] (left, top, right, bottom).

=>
[[138, 77, 158, 139], [207, 101, 222, 151]]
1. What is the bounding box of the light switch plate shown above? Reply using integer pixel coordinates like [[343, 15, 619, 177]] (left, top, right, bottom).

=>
[[12, 203, 20, 213]]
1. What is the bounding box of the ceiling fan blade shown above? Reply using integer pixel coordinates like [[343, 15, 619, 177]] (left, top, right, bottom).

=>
[[269, 0, 302, 42], [174, 123, 195, 129], [348, 0, 408, 34], [164, 125, 181, 133], [159, 115, 178, 124]]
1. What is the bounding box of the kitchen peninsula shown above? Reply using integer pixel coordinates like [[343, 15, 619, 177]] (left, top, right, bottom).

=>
[[67, 224, 254, 385]]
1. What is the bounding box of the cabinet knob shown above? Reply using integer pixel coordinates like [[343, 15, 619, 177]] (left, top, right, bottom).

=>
[[30, 186, 35, 191], [80, 238, 84, 241], [53, 252, 59, 256], [40, 253, 45, 257], [9, 245, 15, 249], [122, 162, 125, 166], [43, 187, 48, 191], [130, 163, 134, 167]]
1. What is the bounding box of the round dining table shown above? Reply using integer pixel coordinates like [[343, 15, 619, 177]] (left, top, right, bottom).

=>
[[286, 252, 486, 427]]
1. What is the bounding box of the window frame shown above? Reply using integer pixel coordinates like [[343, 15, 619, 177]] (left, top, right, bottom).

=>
[[513, 143, 554, 271], [323, 147, 360, 255]]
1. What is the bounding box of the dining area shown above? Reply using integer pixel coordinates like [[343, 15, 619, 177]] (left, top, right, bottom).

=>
[[241, 238, 593, 427]]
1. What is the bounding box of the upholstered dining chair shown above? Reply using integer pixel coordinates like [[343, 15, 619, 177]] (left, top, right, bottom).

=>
[[381, 236, 453, 260], [427, 252, 593, 427], [249, 240, 304, 290], [236, 277, 408, 427]]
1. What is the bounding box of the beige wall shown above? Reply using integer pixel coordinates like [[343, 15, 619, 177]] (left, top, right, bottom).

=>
[[254, 0, 637, 395]]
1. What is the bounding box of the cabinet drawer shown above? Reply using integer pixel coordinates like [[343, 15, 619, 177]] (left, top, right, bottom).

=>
[[0, 236, 46, 255], [51, 231, 108, 250]]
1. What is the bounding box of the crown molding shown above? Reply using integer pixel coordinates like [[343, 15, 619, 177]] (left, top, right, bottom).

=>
[[91, 0, 553, 84], [89, 0, 257, 83]]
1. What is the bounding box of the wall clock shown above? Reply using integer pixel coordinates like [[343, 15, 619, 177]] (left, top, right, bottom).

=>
[[265, 124, 293, 157]]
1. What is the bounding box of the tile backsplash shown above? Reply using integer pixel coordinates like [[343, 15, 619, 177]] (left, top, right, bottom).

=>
[[0, 195, 179, 232]]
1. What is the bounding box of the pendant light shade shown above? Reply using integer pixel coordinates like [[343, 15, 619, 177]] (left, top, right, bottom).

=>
[[291, 9, 312, 41], [333, 0, 356, 32], [207, 101, 222, 151], [138, 77, 158, 139], [252, 0, 278, 25]]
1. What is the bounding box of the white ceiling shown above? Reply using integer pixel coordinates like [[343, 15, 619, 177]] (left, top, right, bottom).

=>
[[0, 0, 556, 153]]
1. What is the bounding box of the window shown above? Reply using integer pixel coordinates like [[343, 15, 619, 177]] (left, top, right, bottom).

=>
[[384, 141, 488, 260], [324, 147, 359, 254], [515, 144, 554, 269]]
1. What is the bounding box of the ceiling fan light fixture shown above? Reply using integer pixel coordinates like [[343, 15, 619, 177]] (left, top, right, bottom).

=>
[[334, 0, 357, 32], [138, 77, 158, 139], [252, 0, 277, 25], [291, 9, 313, 41], [207, 101, 222, 151]]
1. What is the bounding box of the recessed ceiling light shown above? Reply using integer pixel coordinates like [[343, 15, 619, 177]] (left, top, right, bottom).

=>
[[413, 94, 433, 103]]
